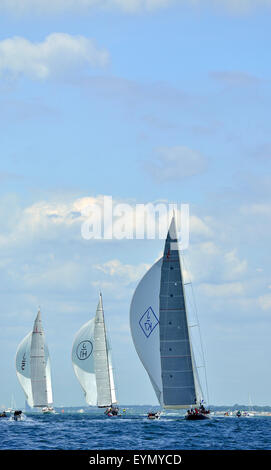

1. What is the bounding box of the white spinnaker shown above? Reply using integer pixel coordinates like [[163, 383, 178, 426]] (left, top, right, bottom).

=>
[[15, 331, 34, 408], [72, 318, 97, 406], [130, 258, 163, 406]]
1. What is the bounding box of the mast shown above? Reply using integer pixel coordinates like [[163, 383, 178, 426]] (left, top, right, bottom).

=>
[[100, 293, 117, 405]]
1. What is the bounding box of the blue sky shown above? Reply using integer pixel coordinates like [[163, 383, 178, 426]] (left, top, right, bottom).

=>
[[0, 0, 271, 409]]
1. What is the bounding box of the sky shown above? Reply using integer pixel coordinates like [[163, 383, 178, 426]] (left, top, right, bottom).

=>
[[0, 0, 271, 409]]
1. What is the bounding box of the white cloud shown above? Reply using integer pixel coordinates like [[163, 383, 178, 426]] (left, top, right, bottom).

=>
[[214, 0, 271, 13], [182, 239, 249, 287], [259, 293, 271, 311], [95, 259, 150, 283], [0, 33, 109, 80], [199, 281, 245, 297], [0, 0, 174, 15], [146, 146, 208, 183], [241, 203, 271, 216], [108, 0, 172, 11], [190, 216, 213, 238], [21, 260, 85, 291], [1, 0, 271, 15], [223, 249, 247, 279], [0, 195, 106, 247]]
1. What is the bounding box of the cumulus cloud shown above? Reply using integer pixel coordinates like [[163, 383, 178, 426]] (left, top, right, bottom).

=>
[[190, 216, 213, 239], [182, 240, 248, 286], [145, 146, 208, 183], [199, 281, 245, 298], [0, 33, 109, 80], [0, 194, 196, 247], [223, 249, 247, 279], [95, 259, 150, 283]]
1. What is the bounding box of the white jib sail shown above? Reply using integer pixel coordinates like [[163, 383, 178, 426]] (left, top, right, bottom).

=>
[[94, 294, 117, 407], [15, 309, 53, 408], [130, 216, 200, 409], [72, 294, 117, 407]]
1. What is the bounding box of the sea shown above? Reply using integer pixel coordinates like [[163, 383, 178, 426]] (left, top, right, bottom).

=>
[[0, 406, 271, 451]]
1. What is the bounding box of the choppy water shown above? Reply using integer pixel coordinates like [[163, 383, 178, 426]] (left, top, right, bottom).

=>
[[0, 408, 270, 450]]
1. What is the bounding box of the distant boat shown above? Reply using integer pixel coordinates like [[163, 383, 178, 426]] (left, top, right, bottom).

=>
[[15, 308, 54, 413], [247, 394, 256, 417], [130, 215, 209, 420], [72, 293, 119, 416], [4, 394, 16, 414]]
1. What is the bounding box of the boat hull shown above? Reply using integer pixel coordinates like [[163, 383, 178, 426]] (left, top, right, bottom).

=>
[[185, 413, 209, 421], [147, 412, 160, 420]]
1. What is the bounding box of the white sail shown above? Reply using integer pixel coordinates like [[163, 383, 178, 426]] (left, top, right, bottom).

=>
[[72, 317, 97, 406], [130, 258, 163, 405], [107, 339, 117, 405], [72, 294, 117, 407], [15, 309, 53, 408], [130, 216, 201, 409], [44, 342, 53, 406], [15, 331, 34, 407]]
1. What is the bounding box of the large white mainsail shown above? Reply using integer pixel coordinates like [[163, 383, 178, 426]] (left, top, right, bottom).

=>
[[72, 293, 117, 407], [130, 216, 204, 409], [15, 309, 53, 409]]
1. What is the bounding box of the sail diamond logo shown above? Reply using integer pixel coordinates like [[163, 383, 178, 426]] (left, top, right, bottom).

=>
[[139, 307, 159, 338]]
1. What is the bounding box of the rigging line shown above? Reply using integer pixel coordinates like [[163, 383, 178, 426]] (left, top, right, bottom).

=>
[[107, 334, 118, 401], [181, 252, 210, 406], [182, 259, 204, 364], [185, 287, 204, 365]]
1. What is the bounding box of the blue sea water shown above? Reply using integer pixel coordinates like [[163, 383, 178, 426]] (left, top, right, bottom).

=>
[[0, 407, 271, 450]]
